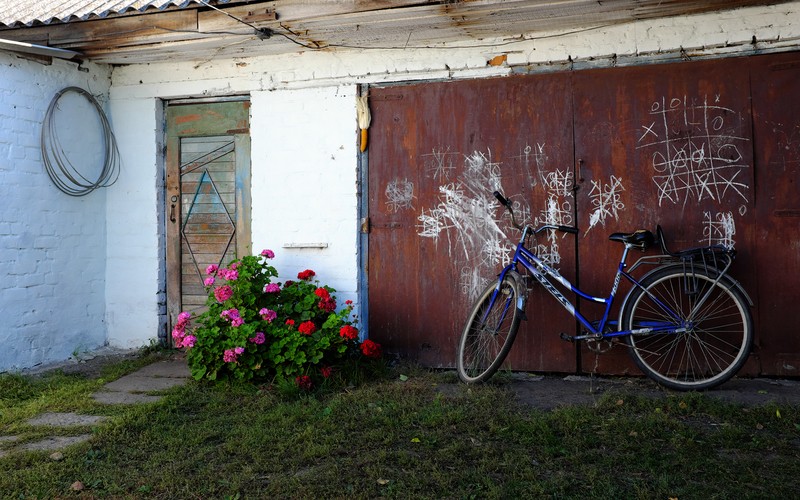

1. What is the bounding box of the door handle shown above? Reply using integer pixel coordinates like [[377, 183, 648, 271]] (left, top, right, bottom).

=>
[[170, 195, 178, 223]]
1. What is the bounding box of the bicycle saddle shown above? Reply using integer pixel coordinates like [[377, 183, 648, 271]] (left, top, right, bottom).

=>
[[609, 230, 655, 250]]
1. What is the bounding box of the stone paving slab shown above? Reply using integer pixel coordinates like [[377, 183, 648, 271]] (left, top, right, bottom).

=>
[[103, 374, 188, 393], [91, 390, 164, 405], [134, 359, 191, 378], [17, 435, 92, 452], [27, 413, 108, 427]]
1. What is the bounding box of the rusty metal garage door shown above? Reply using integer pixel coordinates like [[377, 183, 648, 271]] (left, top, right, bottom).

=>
[[572, 58, 757, 375], [367, 75, 577, 371], [750, 52, 800, 376], [367, 51, 800, 377]]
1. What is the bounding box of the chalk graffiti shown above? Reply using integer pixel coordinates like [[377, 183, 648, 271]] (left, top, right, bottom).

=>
[[585, 175, 625, 235], [702, 211, 736, 249], [385, 177, 415, 212], [637, 95, 750, 206], [417, 149, 519, 299], [422, 147, 459, 181]]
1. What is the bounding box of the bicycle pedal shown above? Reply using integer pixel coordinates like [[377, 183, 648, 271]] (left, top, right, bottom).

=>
[[559, 332, 575, 343]]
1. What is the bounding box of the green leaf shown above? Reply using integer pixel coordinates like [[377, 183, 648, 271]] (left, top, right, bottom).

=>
[[399, 374, 409, 382]]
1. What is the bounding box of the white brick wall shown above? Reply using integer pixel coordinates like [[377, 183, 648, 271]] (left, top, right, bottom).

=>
[[0, 53, 112, 372], [104, 97, 162, 349]]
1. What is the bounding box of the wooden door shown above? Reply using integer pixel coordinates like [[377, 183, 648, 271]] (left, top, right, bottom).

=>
[[165, 100, 251, 337]]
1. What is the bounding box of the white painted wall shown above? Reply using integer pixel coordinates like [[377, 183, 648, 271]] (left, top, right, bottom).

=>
[[250, 86, 359, 306], [0, 53, 112, 372], [3, 2, 799, 369]]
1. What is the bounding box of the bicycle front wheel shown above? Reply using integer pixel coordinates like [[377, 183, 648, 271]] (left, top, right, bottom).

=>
[[457, 274, 523, 383], [622, 266, 753, 390]]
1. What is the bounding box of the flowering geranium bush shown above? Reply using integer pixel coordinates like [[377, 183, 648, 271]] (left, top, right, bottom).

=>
[[172, 249, 382, 390]]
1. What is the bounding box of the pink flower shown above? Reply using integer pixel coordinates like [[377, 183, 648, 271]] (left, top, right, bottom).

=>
[[219, 268, 238, 281], [171, 326, 185, 345], [181, 335, 197, 348], [264, 283, 281, 293], [214, 285, 233, 303], [177, 312, 191, 325], [205, 264, 218, 276], [204, 277, 215, 287], [249, 331, 266, 344], [259, 308, 277, 322], [230, 262, 240, 270], [223, 346, 245, 363], [261, 249, 275, 258], [221, 308, 243, 327]]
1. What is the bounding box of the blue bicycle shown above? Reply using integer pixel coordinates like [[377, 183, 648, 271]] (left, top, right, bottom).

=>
[[456, 191, 754, 390]]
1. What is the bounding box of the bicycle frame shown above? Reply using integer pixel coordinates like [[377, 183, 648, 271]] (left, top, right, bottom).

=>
[[492, 226, 687, 341]]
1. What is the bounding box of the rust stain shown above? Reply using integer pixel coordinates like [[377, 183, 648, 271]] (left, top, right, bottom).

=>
[[175, 114, 201, 125], [487, 54, 507, 67]]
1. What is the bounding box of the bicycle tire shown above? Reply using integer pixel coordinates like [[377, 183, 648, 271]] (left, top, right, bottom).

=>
[[621, 266, 753, 390], [457, 274, 523, 383]]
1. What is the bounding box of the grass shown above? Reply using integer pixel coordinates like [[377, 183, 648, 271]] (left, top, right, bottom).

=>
[[1, 357, 799, 499]]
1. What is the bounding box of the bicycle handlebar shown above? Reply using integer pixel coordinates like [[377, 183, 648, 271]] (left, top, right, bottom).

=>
[[493, 190, 579, 235], [493, 190, 510, 207]]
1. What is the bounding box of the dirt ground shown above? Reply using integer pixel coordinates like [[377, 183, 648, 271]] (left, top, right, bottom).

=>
[[501, 372, 800, 410]]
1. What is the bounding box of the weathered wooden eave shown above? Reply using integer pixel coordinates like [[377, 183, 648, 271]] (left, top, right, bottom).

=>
[[0, 0, 793, 65]]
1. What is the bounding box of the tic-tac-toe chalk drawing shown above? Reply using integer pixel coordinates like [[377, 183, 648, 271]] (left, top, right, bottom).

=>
[[636, 95, 750, 207], [585, 175, 625, 235], [701, 211, 736, 249], [384, 177, 415, 212]]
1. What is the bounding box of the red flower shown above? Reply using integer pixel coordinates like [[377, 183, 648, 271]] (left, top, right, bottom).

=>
[[360, 339, 382, 359], [283, 280, 295, 287], [298, 321, 317, 335], [297, 269, 316, 280], [339, 325, 359, 340], [318, 297, 337, 313], [295, 375, 313, 390], [314, 287, 330, 299], [285, 319, 295, 330], [320, 366, 333, 378]]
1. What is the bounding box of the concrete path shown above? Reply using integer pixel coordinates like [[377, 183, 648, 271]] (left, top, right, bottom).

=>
[[0, 355, 190, 459]]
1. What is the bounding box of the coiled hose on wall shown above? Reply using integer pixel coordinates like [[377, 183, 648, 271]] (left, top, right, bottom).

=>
[[40, 86, 120, 196]]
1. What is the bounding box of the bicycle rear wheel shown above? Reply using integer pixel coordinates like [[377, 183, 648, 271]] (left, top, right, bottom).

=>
[[457, 274, 523, 383], [621, 266, 752, 390]]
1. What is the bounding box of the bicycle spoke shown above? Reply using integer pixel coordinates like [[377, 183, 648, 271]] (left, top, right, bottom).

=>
[[625, 267, 751, 390], [457, 277, 522, 383]]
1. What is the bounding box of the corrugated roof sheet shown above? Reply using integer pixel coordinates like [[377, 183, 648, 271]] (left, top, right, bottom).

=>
[[0, 0, 230, 27]]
